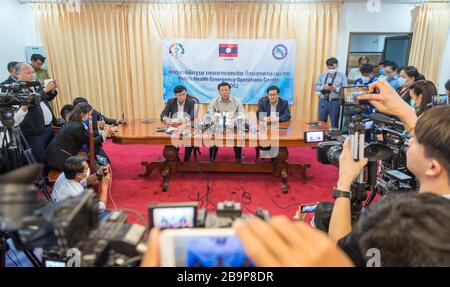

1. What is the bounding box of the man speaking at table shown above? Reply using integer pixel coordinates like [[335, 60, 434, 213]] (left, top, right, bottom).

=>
[[208, 82, 246, 162], [160, 85, 196, 161]]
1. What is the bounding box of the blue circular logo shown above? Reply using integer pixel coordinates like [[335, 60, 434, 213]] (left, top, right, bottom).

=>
[[272, 44, 288, 60]]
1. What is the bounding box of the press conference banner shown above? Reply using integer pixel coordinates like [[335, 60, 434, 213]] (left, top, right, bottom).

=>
[[162, 39, 296, 104]]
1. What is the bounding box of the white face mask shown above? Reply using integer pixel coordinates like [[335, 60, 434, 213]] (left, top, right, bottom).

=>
[[79, 168, 90, 187], [362, 77, 370, 82], [328, 69, 337, 73]]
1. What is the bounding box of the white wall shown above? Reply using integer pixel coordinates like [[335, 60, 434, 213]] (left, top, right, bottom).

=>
[[336, 2, 415, 73], [438, 31, 450, 93], [0, 0, 41, 81]]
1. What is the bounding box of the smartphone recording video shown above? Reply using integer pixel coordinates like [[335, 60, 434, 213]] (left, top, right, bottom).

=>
[[432, 95, 449, 106], [160, 229, 254, 267], [148, 202, 197, 229], [300, 203, 318, 213], [341, 86, 370, 105]]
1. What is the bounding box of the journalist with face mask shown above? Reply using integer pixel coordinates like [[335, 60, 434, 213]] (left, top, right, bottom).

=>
[[44, 102, 112, 171], [315, 57, 348, 128]]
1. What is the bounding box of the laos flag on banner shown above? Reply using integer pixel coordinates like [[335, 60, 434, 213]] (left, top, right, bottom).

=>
[[219, 43, 238, 57]]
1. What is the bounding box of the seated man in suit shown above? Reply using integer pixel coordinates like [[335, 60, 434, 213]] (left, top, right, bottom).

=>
[[160, 85, 196, 161], [208, 82, 246, 162], [256, 86, 291, 123], [256, 86, 291, 159]]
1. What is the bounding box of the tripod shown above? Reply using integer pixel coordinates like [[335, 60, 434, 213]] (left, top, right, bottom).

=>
[[347, 104, 369, 221], [1, 125, 51, 201]]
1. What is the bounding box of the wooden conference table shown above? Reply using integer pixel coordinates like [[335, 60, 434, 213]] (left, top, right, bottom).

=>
[[112, 119, 328, 193]]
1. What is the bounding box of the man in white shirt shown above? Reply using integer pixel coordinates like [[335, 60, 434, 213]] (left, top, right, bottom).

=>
[[208, 82, 246, 162], [52, 156, 109, 211]]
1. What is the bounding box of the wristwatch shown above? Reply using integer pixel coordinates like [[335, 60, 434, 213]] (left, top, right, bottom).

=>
[[333, 188, 351, 199]]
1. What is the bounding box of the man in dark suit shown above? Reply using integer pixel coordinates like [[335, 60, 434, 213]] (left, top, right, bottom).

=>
[[15, 62, 58, 163], [256, 86, 291, 123], [256, 86, 291, 159], [0, 61, 19, 92], [160, 85, 196, 161]]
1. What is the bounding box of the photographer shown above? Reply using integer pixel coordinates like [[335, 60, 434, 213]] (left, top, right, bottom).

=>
[[52, 156, 109, 212], [315, 57, 348, 128], [328, 80, 450, 264], [44, 102, 112, 171], [15, 62, 58, 163]]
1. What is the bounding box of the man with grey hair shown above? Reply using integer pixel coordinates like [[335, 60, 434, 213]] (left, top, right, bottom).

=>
[[15, 62, 58, 163]]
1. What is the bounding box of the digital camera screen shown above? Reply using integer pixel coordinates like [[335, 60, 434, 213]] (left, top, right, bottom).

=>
[[173, 235, 253, 267], [152, 207, 195, 229], [342, 86, 369, 105], [304, 130, 324, 143], [300, 204, 318, 213]]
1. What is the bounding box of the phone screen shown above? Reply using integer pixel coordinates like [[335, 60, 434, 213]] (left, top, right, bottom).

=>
[[432, 95, 449, 106], [169, 233, 253, 267], [300, 204, 318, 213], [152, 207, 195, 229]]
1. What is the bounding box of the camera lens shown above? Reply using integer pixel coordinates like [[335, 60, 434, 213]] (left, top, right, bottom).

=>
[[327, 145, 342, 167]]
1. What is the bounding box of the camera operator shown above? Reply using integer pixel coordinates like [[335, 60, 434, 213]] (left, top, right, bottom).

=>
[[328, 80, 450, 265], [73, 97, 125, 163], [14, 62, 58, 163], [52, 156, 109, 212], [315, 57, 348, 128]]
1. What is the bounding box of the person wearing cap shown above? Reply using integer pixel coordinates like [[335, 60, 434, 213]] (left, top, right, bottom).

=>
[[30, 53, 50, 81], [314, 57, 348, 128]]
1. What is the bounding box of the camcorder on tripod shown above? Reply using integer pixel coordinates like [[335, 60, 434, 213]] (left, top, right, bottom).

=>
[[316, 86, 416, 220], [0, 81, 43, 172], [0, 165, 147, 267]]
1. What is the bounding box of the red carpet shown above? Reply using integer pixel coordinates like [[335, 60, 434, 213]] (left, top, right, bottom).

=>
[[103, 141, 338, 224]]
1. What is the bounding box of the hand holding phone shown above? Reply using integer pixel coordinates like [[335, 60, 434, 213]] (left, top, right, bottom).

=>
[[300, 203, 319, 214]]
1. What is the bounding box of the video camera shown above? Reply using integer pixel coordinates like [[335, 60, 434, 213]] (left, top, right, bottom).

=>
[[315, 86, 416, 216], [0, 165, 146, 267], [149, 200, 270, 230], [0, 81, 43, 129], [0, 81, 42, 107]]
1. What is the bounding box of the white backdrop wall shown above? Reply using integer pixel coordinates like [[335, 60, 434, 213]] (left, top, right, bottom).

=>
[[0, 0, 41, 81]]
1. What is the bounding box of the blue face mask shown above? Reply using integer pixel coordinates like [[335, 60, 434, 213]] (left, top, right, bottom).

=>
[[83, 118, 89, 126], [379, 69, 385, 76], [397, 77, 406, 87]]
